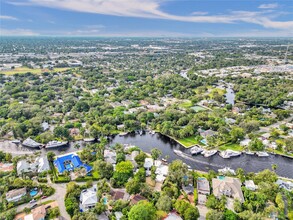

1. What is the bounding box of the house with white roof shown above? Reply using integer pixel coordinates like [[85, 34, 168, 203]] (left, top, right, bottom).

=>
[[244, 180, 258, 191], [79, 186, 98, 211], [17, 156, 50, 175], [6, 187, 27, 203], [104, 149, 117, 164]]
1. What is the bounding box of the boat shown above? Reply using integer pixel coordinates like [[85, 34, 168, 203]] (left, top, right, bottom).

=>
[[256, 151, 269, 157], [245, 151, 255, 155], [45, 141, 68, 148], [173, 149, 183, 156], [10, 139, 21, 144], [149, 130, 156, 135], [219, 150, 241, 159], [218, 167, 236, 175], [22, 138, 43, 148], [190, 146, 203, 155], [139, 130, 143, 136], [161, 158, 167, 162], [119, 132, 128, 136], [201, 150, 217, 157], [83, 138, 95, 142]]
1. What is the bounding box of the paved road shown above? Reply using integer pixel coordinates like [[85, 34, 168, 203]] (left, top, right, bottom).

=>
[[17, 176, 70, 220], [258, 115, 293, 133]]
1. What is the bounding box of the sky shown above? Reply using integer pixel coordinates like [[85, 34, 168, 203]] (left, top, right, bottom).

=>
[[1, 0, 293, 37]]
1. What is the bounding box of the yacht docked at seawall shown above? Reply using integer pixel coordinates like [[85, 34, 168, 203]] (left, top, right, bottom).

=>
[[45, 141, 68, 149], [256, 151, 269, 157], [22, 138, 43, 148], [201, 150, 218, 157], [218, 167, 236, 175], [190, 146, 203, 155], [219, 150, 241, 159]]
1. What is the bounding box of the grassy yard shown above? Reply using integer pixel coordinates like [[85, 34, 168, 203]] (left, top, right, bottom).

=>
[[1, 67, 70, 75], [179, 100, 193, 108], [219, 143, 243, 151], [176, 136, 200, 148]]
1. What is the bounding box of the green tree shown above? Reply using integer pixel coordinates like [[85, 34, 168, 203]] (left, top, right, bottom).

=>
[[93, 160, 113, 179], [206, 210, 224, 220], [168, 160, 188, 185], [112, 161, 134, 187], [151, 148, 162, 160], [156, 194, 172, 212], [128, 201, 156, 220]]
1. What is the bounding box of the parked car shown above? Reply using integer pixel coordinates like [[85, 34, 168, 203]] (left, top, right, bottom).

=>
[[30, 204, 37, 209], [41, 196, 47, 199], [29, 199, 36, 204]]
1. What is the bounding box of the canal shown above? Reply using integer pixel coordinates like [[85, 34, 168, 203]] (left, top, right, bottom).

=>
[[109, 132, 293, 178]]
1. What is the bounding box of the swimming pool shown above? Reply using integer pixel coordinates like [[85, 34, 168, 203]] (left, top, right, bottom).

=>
[[103, 197, 108, 205], [30, 189, 38, 197], [65, 163, 73, 170]]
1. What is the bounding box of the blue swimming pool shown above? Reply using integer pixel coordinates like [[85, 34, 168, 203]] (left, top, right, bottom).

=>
[[30, 189, 38, 197], [65, 163, 72, 170], [103, 197, 108, 205]]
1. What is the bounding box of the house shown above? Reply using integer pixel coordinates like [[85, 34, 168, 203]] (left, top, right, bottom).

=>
[[24, 205, 46, 220], [155, 164, 168, 183], [197, 177, 210, 195], [144, 158, 154, 170], [6, 187, 26, 203], [199, 129, 216, 139], [182, 184, 194, 195], [17, 157, 50, 175], [104, 149, 117, 164], [80, 186, 97, 211], [212, 176, 244, 203], [110, 189, 127, 201], [130, 194, 146, 205], [114, 212, 123, 220], [54, 153, 92, 174], [163, 211, 183, 220], [232, 107, 240, 114], [41, 122, 49, 131], [0, 162, 14, 172], [70, 128, 80, 136], [240, 138, 251, 147], [244, 180, 257, 191], [276, 179, 293, 191]]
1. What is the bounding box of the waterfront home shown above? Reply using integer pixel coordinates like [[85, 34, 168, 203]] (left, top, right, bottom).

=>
[[155, 164, 168, 183], [212, 176, 244, 203], [24, 205, 46, 220], [276, 179, 293, 191], [144, 158, 154, 171], [69, 128, 80, 136], [117, 124, 125, 130], [199, 129, 216, 139], [54, 153, 92, 174], [104, 149, 117, 165], [80, 186, 97, 212], [17, 156, 50, 175], [197, 177, 210, 195], [240, 138, 251, 147], [244, 180, 258, 191], [6, 187, 26, 203], [0, 162, 14, 172]]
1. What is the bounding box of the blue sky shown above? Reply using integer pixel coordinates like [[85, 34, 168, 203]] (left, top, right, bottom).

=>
[[1, 0, 292, 36]]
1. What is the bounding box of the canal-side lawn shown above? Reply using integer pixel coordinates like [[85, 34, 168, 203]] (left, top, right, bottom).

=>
[[176, 136, 202, 148], [179, 100, 193, 108], [218, 143, 243, 151]]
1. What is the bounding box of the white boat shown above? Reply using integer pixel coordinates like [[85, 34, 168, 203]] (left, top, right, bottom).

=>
[[218, 167, 236, 175], [202, 150, 218, 157], [83, 138, 95, 142], [139, 130, 143, 136], [46, 141, 68, 148], [22, 138, 42, 148], [10, 139, 21, 144], [119, 132, 128, 136], [256, 151, 269, 157], [173, 149, 183, 156], [190, 146, 203, 155], [245, 151, 255, 155], [219, 150, 241, 159]]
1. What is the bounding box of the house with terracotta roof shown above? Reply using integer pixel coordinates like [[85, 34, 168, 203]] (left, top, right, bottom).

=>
[[212, 176, 244, 203], [24, 205, 46, 220], [130, 194, 146, 205], [0, 162, 14, 172]]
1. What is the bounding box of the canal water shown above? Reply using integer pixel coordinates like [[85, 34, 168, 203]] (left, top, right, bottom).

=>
[[109, 132, 293, 178], [1, 132, 292, 178]]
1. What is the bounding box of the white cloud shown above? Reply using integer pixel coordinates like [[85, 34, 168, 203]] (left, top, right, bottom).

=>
[[0, 15, 18, 20], [191, 11, 208, 16], [258, 3, 279, 9], [0, 28, 39, 36], [6, 0, 293, 30]]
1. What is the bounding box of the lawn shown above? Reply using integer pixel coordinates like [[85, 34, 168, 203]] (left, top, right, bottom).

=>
[[219, 143, 243, 151], [177, 136, 200, 148], [179, 100, 193, 108], [190, 105, 208, 112], [1, 67, 70, 75]]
